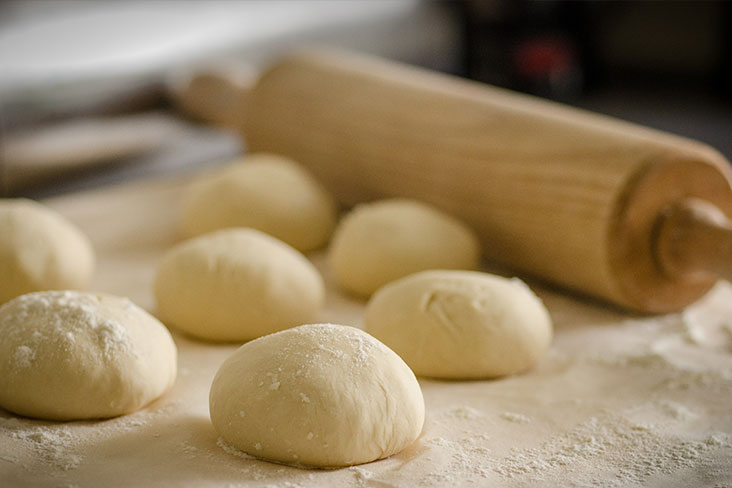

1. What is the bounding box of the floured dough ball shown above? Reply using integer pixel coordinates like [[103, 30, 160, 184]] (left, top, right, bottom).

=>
[[0, 291, 177, 420], [209, 323, 424, 468], [180, 153, 338, 252], [0, 199, 95, 305], [364, 270, 552, 379], [154, 228, 324, 342], [329, 199, 480, 297]]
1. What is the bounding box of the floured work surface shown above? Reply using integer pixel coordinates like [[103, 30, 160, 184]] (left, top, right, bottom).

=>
[[1, 175, 731, 488]]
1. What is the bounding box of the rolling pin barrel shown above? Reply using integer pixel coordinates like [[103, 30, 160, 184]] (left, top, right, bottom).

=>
[[204, 50, 732, 313]]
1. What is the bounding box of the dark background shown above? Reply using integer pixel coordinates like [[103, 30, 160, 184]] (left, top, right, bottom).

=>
[[456, 1, 732, 159]]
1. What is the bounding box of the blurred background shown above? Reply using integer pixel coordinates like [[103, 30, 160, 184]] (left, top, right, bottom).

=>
[[1, 0, 730, 198]]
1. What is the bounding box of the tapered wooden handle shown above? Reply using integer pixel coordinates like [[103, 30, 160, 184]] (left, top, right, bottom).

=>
[[168, 64, 255, 129], [656, 199, 732, 281]]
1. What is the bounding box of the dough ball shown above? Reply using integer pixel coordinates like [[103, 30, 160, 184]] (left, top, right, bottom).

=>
[[209, 323, 424, 468], [154, 228, 324, 342], [180, 153, 338, 252], [364, 270, 552, 379], [0, 199, 95, 305], [329, 199, 480, 297], [0, 291, 177, 420]]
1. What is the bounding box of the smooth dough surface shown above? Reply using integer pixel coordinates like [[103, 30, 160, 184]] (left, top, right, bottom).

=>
[[0, 290, 177, 420], [154, 228, 324, 342], [209, 323, 424, 468], [364, 270, 553, 379], [328, 199, 480, 297], [180, 153, 338, 252], [0, 199, 95, 304]]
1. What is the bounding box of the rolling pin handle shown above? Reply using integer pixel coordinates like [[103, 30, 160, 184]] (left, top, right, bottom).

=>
[[168, 65, 255, 131], [656, 198, 732, 282]]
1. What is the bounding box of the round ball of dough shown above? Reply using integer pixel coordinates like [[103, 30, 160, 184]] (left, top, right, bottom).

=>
[[329, 199, 480, 297], [0, 199, 95, 305], [181, 153, 338, 252], [154, 228, 324, 342], [364, 270, 552, 379], [0, 291, 177, 420], [209, 323, 424, 468]]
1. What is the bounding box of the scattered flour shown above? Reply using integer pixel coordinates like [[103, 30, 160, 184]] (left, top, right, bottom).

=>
[[1, 418, 82, 471], [578, 319, 732, 394], [681, 308, 732, 352], [494, 413, 732, 485], [2, 291, 132, 370], [349, 465, 374, 484], [658, 400, 698, 421], [12, 345, 35, 369], [348, 332, 374, 367], [0, 400, 178, 477], [266, 372, 281, 391], [262, 482, 305, 488], [422, 436, 493, 484], [216, 437, 255, 460], [500, 412, 531, 424], [181, 442, 200, 455], [437, 405, 484, 421]]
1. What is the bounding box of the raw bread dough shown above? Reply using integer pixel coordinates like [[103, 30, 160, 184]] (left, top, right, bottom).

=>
[[154, 228, 324, 342], [180, 153, 338, 252], [364, 270, 552, 379], [209, 323, 424, 468], [0, 199, 94, 305], [0, 291, 177, 420], [328, 199, 481, 297]]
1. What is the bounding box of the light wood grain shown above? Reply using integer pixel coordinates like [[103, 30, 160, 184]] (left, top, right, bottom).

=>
[[656, 198, 732, 281], [235, 49, 732, 312]]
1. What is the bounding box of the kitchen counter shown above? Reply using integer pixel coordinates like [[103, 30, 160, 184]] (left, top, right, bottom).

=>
[[1, 171, 731, 487]]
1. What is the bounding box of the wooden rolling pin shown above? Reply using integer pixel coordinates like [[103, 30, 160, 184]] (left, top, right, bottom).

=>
[[174, 49, 732, 313]]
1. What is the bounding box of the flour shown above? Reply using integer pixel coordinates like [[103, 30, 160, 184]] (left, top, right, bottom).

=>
[[266, 372, 281, 391], [217, 437, 256, 460], [421, 435, 493, 484], [500, 412, 531, 424], [94, 318, 131, 357], [681, 306, 732, 352], [658, 400, 698, 421], [575, 313, 732, 393], [11, 346, 35, 369], [437, 405, 484, 421], [214, 436, 323, 484], [309, 324, 375, 367], [348, 332, 373, 366], [1, 291, 131, 366], [0, 399, 177, 477], [1, 418, 82, 471], [262, 482, 305, 488], [494, 412, 731, 485], [349, 465, 374, 484], [181, 442, 200, 455]]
